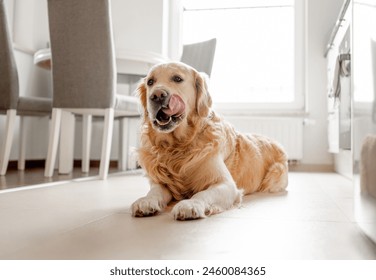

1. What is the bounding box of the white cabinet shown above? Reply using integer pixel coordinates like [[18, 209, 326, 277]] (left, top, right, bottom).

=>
[[353, 0, 376, 244]]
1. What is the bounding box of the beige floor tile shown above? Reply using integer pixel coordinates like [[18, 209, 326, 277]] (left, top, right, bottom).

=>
[[0, 173, 148, 258], [0, 172, 375, 260], [5, 213, 376, 260]]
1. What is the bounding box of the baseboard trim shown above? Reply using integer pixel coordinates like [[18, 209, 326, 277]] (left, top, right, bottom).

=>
[[7, 160, 118, 170], [288, 163, 334, 173], [8, 160, 334, 173], [7, 160, 45, 169]]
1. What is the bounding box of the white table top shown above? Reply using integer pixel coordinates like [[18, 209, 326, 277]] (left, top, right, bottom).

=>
[[34, 48, 169, 76]]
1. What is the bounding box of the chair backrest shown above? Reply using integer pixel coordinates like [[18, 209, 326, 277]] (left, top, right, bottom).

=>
[[0, 0, 19, 111], [47, 0, 116, 109], [180, 38, 217, 77]]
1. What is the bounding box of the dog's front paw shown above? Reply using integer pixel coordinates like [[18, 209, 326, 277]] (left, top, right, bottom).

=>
[[131, 197, 165, 217], [172, 199, 207, 221]]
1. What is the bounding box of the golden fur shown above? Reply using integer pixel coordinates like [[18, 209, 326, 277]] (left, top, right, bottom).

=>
[[132, 62, 288, 220]]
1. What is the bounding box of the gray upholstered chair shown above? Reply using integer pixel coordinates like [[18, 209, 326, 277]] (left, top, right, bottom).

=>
[[0, 0, 52, 176], [44, 0, 139, 179], [180, 38, 217, 77]]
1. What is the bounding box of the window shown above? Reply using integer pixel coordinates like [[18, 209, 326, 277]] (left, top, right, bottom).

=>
[[181, 0, 305, 112]]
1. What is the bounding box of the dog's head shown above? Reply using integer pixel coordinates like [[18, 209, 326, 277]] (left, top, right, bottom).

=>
[[137, 62, 212, 133]]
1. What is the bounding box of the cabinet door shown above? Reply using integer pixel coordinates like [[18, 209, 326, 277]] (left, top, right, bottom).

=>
[[353, 0, 376, 244]]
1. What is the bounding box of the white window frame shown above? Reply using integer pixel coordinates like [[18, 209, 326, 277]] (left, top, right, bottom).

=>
[[169, 0, 307, 115]]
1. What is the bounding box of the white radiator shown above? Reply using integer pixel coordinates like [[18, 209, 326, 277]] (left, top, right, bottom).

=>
[[225, 117, 304, 160]]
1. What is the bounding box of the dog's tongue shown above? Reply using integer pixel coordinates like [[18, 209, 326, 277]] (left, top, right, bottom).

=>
[[162, 94, 185, 117]]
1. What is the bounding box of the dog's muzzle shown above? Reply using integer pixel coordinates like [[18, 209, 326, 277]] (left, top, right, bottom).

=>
[[155, 94, 185, 125], [149, 90, 185, 131]]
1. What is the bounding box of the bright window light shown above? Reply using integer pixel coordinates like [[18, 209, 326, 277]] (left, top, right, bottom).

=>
[[182, 0, 295, 105]]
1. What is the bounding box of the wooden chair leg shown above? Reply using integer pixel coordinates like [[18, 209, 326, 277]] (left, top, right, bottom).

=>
[[44, 108, 62, 177], [0, 109, 16, 176], [82, 114, 92, 173], [99, 108, 114, 180]]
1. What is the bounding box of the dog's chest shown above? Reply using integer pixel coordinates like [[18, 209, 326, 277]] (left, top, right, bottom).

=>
[[141, 140, 217, 199], [151, 145, 194, 180]]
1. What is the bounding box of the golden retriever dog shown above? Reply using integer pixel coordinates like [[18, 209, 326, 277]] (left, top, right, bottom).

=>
[[131, 62, 288, 220]]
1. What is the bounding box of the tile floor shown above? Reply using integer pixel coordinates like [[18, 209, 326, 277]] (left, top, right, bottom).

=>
[[0, 171, 375, 260]]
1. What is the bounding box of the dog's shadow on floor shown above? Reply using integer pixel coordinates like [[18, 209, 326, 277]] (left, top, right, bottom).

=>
[[240, 189, 288, 204], [243, 189, 288, 202]]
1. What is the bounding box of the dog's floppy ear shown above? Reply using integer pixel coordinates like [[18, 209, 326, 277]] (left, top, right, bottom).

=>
[[137, 78, 148, 117], [195, 71, 212, 117]]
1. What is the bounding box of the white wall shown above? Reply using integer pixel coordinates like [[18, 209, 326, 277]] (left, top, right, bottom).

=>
[[112, 0, 168, 56], [302, 0, 344, 166], [12, 0, 49, 50], [3, 0, 14, 32]]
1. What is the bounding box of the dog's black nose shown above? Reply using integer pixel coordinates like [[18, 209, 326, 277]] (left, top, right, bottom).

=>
[[150, 89, 169, 104]]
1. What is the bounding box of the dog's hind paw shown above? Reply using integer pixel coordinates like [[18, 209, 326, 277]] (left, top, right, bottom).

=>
[[131, 197, 165, 217], [172, 199, 207, 220]]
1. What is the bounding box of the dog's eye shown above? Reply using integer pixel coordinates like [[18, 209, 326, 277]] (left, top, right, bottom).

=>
[[172, 75, 183, 83], [147, 79, 154, 86]]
